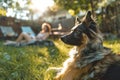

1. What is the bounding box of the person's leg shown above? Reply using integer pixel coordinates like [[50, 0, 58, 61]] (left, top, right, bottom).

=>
[[3, 33, 32, 45], [16, 33, 32, 42], [3, 40, 17, 45]]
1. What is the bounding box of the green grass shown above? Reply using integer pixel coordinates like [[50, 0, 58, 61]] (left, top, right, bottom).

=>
[[0, 39, 71, 80], [0, 39, 119, 80], [103, 39, 120, 54]]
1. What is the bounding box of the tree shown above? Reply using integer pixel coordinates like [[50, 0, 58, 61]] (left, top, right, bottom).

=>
[[54, 0, 120, 35], [0, 0, 31, 20], [0, 8, 6, 16], [54, 0, 107, 16]]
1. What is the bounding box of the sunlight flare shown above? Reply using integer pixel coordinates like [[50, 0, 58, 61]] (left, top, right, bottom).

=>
[[30, 0, 54, 14]]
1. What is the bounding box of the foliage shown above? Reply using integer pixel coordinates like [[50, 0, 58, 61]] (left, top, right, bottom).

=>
[[54, 0, 89, 15], [0, 39, 119, 80], [0, 8, 6, 16], [0, 0, 31, 18], [54, 0, 115, 15]]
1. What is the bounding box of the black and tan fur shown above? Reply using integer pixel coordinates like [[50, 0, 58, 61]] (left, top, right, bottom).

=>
[[54, 11, 120, 80]]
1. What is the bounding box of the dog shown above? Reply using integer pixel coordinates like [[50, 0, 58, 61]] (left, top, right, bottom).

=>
[[54, 11, 120, 80]]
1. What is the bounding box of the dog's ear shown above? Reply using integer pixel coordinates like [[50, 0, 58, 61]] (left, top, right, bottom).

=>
[[75, 16, 81, 25], [85, 11, 92, 22]]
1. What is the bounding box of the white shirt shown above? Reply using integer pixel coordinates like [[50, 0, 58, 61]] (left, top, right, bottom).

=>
[[36, 32, 49, 41]]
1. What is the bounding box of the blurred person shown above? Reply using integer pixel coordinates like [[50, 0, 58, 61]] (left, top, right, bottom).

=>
[[4, 22, 51, 45]]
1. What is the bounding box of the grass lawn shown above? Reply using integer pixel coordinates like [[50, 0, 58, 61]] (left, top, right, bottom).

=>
[[0, 39, 119, 80]]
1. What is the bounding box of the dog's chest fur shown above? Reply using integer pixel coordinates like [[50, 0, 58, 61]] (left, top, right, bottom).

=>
[[64, 40, 119, 80]]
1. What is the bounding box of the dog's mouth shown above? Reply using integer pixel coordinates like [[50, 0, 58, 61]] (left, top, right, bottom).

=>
[[61, 35, 82, 46]]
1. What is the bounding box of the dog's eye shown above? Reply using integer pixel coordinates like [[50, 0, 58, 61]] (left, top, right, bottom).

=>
[[76, 29, 83, 34], [74, 30, 82, 39], [76, 30, 80, 33], [72, 29, 82, 38]]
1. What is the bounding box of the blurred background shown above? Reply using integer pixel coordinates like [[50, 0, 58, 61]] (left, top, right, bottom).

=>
[[0, 0, 120, 39], [0, 1, 120, 80]]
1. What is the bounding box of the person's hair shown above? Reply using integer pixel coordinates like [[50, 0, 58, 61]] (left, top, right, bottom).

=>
[[42, 23, 51, 33]]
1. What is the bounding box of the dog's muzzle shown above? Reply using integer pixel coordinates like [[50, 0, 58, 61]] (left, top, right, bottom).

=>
[[61, 35, 67, 43], [61, 34, 82, 46]]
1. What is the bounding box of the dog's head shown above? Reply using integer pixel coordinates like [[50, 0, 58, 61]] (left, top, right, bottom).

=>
[[61, 11, 99, 46]]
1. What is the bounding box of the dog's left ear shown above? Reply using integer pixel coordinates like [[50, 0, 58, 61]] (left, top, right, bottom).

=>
[[75, 16, 81, 25], [85, 11, 92, 22]]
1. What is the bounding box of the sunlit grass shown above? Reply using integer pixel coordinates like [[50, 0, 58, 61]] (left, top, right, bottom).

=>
[[0, 39, 119, 80], [0, 39, 71, 80], [103, 39, 120, 54]]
